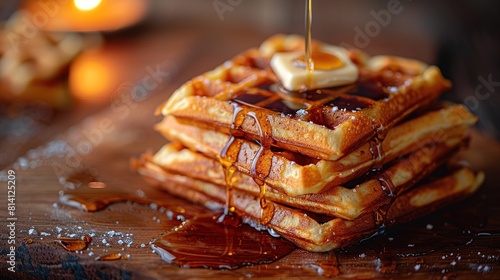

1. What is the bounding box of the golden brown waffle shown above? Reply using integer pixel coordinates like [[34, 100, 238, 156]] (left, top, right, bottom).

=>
[[148, 134, 465, 220], [158, 34, 451, 160], [156, 104, 477, 196], [137, 158, 484, 252]]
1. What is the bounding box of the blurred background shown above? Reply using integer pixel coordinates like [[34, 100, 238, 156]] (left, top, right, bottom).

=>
[[0, 0, 499, 168]]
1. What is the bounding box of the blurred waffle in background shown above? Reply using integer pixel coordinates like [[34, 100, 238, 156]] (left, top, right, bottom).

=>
[[0, 11, 100, 109]]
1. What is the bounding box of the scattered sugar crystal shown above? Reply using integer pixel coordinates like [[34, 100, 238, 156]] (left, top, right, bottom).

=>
[[28, 228, 37, 235], [18, 157, 28, 170], [414, 264, 421, 271], [40, 232, 51, 236], [141, 243, 146, 248], [107, 230, 115, 237], [166, 210, 173, 220], [387, 86, 398, 93], [296, 109, 308, 117], [426, 224, 433, 230], [135, 189, 146, 197], [331, 106, 339, 112], [408, 244, 415, 247], [102, 239, 107, 244], [88, 252, 94, 257], [450, 261, 457, 266], [177, 215, 186, 221], [56, 227, 62, 233], [118, 240, 124, 245], [374, 258, 382, 272], [359, 253, 366, 258]]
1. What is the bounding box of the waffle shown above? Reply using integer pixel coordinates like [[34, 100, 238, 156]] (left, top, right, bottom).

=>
[[156, 104, 477, 196], [138, 34, 483, 251], [158, 34, 451, 160], [137, 157, 484, 252], [0, 11, 100, 108], [146, 133, 465, 220]]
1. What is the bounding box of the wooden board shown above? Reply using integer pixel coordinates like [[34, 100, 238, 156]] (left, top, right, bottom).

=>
[[1, 25, 500, 279]]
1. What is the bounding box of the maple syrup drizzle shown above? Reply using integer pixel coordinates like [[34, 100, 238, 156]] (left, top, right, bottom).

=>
[[378, 172, 396, 198], [305, 0, 313, 75], [295, 52, 344, 71], [218, 103, 247, 217], [369, 119, 387, 171], [372, 171, 397, 228], [220, 102, 276, 224], [304, 0, 314, 89], [220, 136, 238, 216], [365, 117, 395, 229], [229, 103, 246, 135], [246, 111, 275, 224]]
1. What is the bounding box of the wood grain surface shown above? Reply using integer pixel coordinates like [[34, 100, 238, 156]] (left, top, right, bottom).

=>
[[1, 25, 499, 280]]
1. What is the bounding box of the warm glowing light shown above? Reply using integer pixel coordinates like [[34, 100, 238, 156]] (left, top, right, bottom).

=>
[[74, 0, 102, 11], [22, 0, 148, 32], [69, 50, 117, 102]]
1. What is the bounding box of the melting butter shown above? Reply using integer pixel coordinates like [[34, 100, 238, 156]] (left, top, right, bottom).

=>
[[270, 44, 358, 91]]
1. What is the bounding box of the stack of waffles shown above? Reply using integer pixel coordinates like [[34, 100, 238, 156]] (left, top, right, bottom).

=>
[[136, 34, 484, 252]]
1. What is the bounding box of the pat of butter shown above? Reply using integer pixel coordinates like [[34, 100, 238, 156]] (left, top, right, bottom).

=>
[[270, 45, 358, 91]]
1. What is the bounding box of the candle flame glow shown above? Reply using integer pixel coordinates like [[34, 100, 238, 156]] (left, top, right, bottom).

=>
[[74, 0, 102, 11]]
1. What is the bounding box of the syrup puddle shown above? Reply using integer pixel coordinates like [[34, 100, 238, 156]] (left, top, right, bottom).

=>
[[55, 234, 92, 252], [151, 213, 295, 269], [59, 172, 295, 269]]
